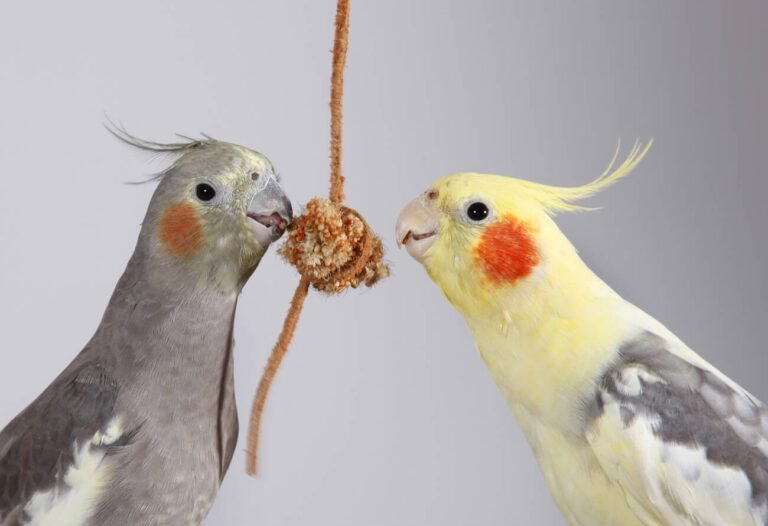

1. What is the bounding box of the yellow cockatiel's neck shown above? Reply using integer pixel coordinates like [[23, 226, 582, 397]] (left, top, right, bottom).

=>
[[438, 223, 634, 433]]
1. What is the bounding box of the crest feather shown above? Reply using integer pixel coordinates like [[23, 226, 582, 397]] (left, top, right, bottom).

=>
[[104, 119, 218, 184], [517, 139, 652, 214], [104, 120, 216, 153]]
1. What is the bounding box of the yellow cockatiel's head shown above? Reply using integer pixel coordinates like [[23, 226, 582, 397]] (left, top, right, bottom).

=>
[[396, 142, 651, 319]]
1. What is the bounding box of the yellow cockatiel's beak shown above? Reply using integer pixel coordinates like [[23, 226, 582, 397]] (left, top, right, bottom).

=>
[[396, 195, 440, 261]]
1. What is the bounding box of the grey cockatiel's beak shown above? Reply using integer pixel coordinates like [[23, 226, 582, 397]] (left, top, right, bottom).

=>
[[246, 174, 293, 246]]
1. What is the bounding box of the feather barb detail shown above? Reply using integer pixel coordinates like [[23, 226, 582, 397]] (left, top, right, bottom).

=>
[[517, 139, 653, 214]]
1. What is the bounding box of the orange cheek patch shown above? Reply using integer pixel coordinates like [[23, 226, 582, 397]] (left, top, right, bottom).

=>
[[475, 217, 539, 285], [158, 202, 204, 258]]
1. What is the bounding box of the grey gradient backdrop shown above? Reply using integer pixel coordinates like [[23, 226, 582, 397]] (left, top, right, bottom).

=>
[[1, 1, 766, 525]]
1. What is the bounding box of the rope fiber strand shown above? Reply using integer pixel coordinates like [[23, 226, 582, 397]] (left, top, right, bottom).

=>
[[329, 0, 350, 204], [245, 0, 388, 476]]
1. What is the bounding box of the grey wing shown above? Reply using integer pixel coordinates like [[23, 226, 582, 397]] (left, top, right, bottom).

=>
[[0, 362, 125, 524], [217, 337, 238, 481], [585, 332, 768, 525]]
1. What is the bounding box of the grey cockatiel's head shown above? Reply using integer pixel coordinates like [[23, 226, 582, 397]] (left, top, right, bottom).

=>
[[113, 130, 293, 294]]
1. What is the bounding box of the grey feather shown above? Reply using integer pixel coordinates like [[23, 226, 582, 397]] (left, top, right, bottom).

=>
[[104, 119, 215, 154], [216, 328, 239, 481], [0, 363, 127, 523], [104, 121, 220, 185], [589, 332, 768, 507]]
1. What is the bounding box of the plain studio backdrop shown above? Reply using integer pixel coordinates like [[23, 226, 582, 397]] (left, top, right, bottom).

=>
[[1, 1, 766, 525]]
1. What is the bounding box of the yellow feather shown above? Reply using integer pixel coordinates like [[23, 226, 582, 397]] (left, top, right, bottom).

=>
[[509, 139, 652, 214]]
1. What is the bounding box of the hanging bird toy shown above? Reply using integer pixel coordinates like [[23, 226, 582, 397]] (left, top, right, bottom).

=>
[[245, 0, 388, 476]]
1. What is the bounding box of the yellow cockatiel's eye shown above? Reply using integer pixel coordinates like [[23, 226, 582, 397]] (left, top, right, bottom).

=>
[[465, 202, 490, 222]]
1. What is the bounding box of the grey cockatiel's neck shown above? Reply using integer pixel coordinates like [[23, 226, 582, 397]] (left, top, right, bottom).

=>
[[91, 245, 240, 390], [99, 245, 240, 336]]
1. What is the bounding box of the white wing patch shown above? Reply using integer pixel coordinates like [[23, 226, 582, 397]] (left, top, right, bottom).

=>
[[22, 420, 120, 526], [90, 417, 123, 447]]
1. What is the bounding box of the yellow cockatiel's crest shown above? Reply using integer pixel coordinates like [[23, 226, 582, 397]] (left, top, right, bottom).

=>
[[488, 140, 651, 216]]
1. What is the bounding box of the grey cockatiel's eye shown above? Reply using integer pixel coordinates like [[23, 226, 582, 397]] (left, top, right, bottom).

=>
[[195, 183, 216, 202], [0, 132, 291, 525]]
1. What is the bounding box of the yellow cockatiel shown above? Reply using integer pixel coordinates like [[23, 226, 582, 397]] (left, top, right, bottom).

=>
[[396, 143, 768, 526]]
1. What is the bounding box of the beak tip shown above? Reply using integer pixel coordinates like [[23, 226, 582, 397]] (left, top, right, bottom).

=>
[[394, 228, 411, 249]]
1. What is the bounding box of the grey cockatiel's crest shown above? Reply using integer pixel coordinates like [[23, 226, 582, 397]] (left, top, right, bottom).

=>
[[0, 131, 293, 526]]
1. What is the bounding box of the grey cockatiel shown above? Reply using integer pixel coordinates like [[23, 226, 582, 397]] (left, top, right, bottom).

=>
[[0, 132, 293, 525]]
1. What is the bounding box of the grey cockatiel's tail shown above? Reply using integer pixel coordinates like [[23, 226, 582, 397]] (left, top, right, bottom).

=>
[[0, 132, 293, 525]]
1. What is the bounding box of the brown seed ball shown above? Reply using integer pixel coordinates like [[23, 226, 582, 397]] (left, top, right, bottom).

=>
[[278, 198, 389, 294]]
